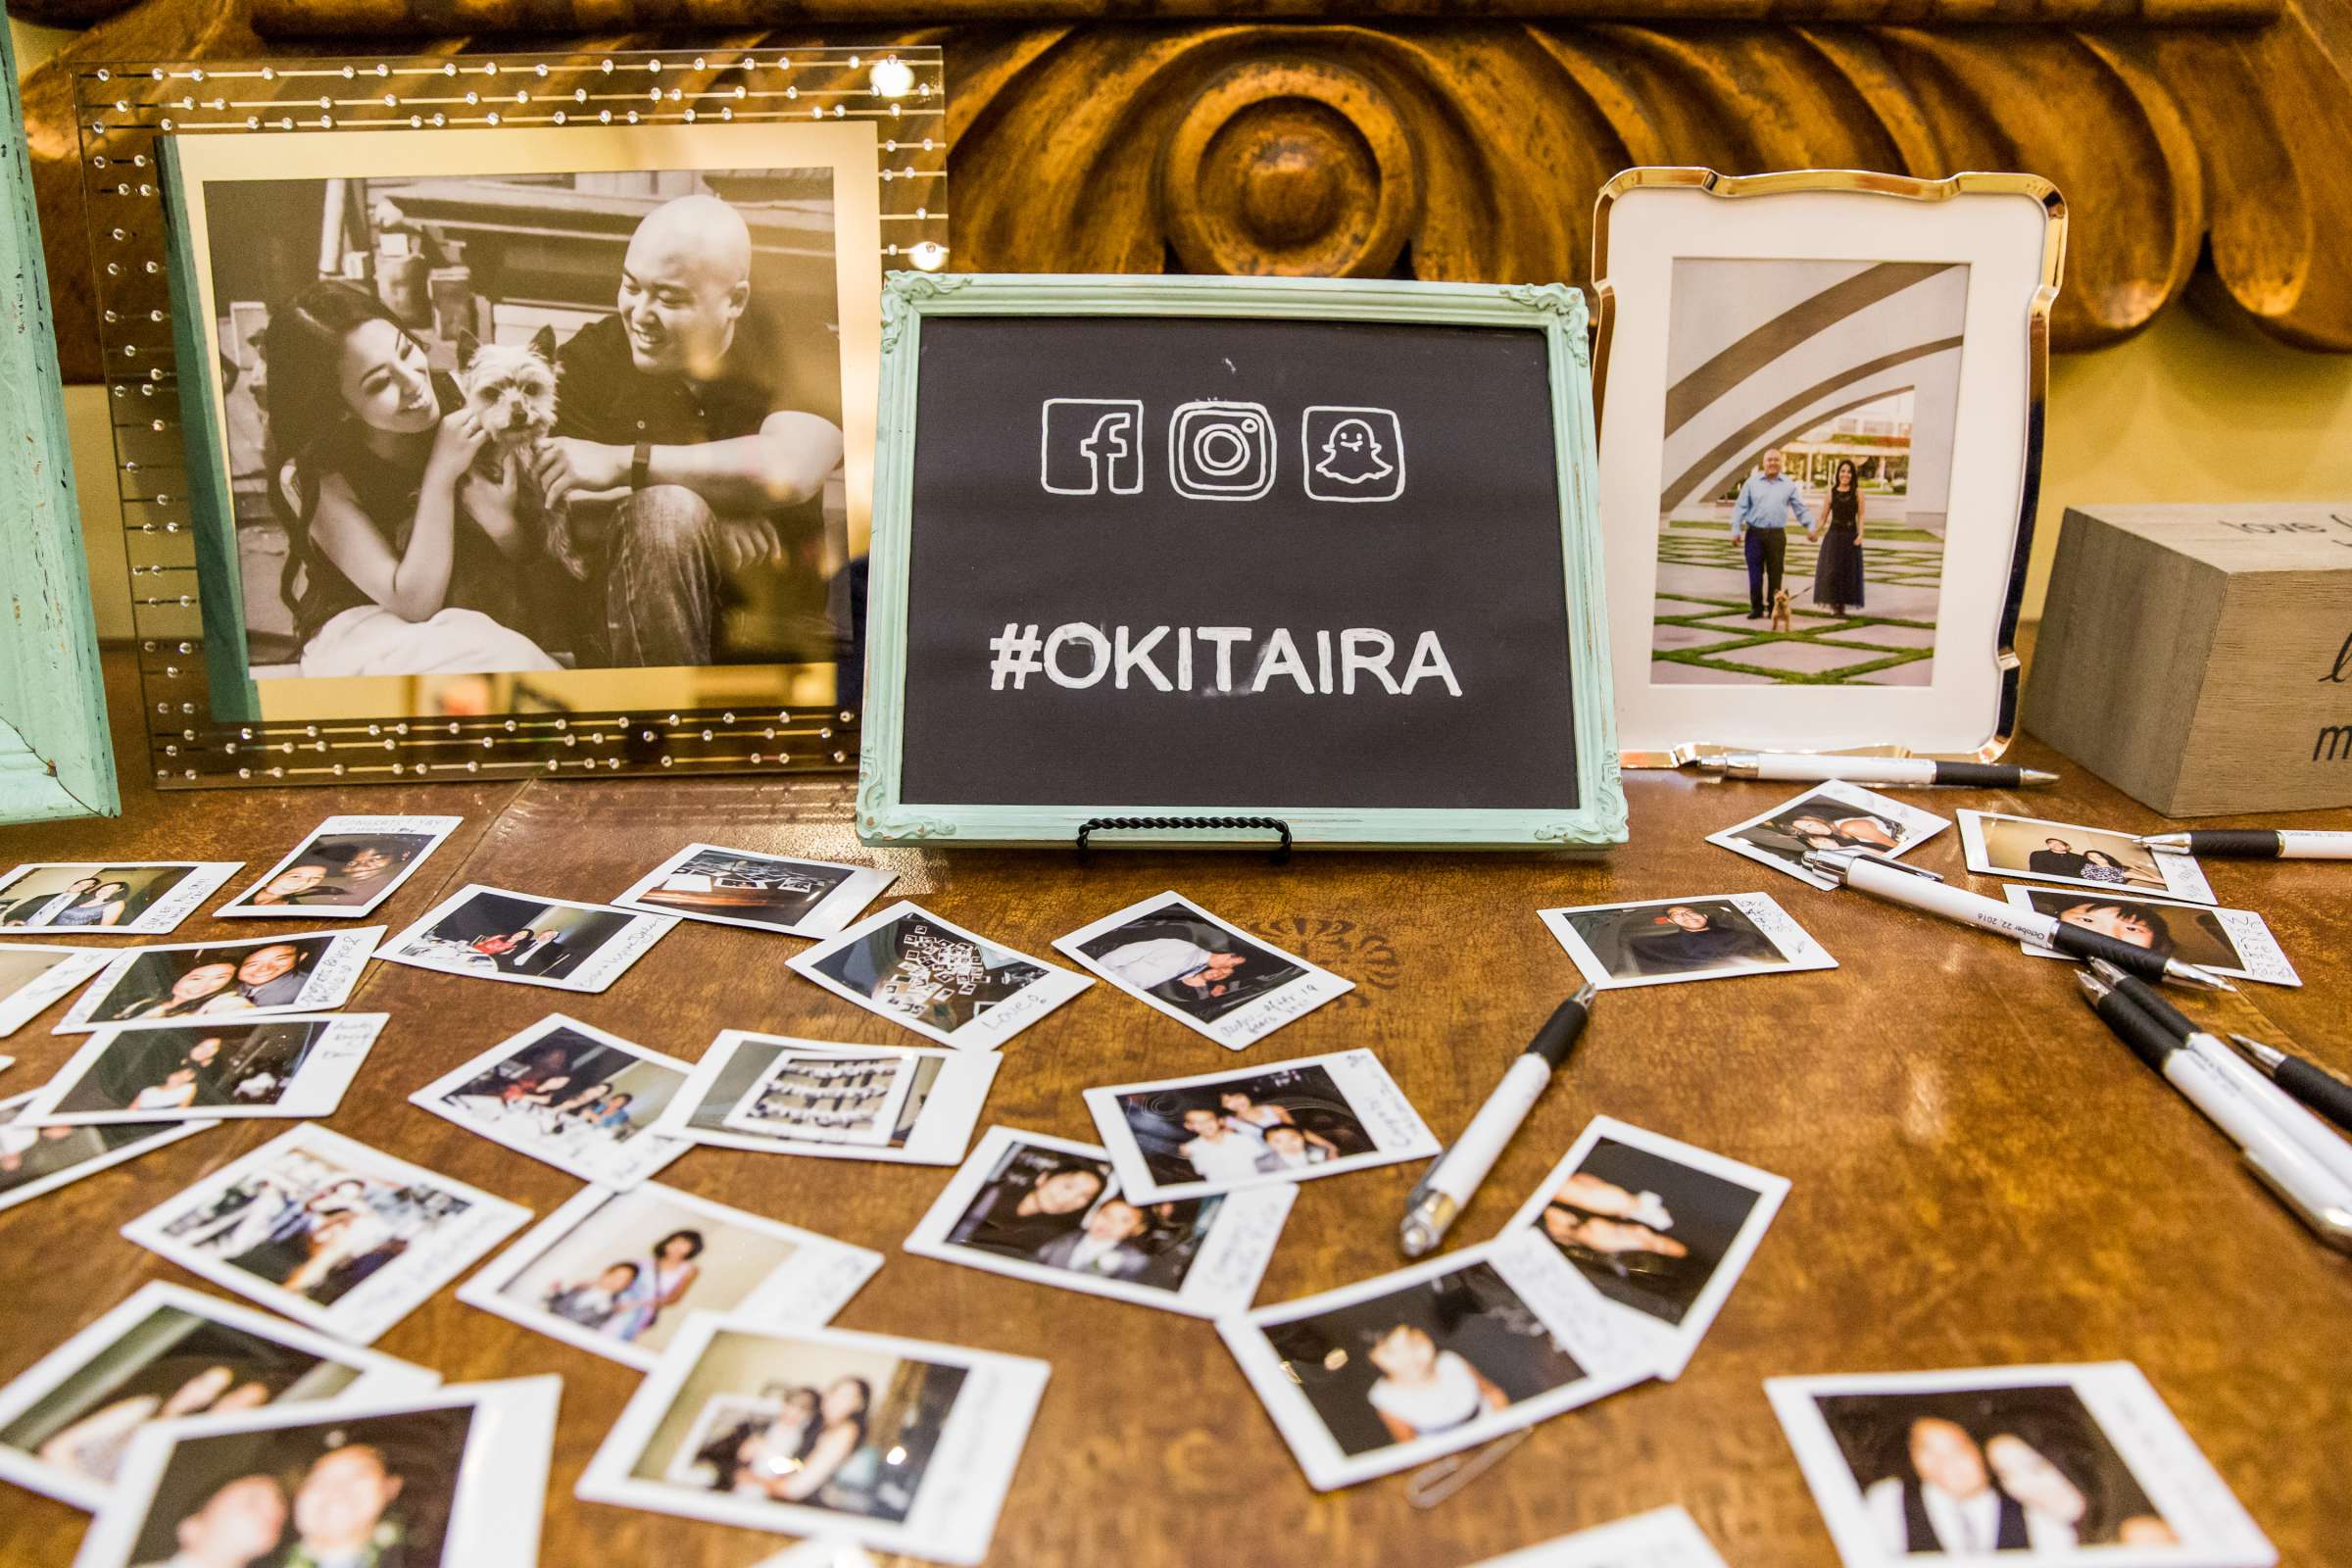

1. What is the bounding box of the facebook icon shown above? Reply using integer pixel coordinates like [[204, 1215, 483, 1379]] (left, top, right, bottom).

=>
[[1040, 398, 1145, 496]]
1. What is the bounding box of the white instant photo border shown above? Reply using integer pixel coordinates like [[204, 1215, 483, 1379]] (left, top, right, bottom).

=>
[[0, 1092, 212, 1215], [904, 1125, 1294, 1319], [1540, 893, 1838, 991], [458, 1183, 882, 1372], [1957, 810, 2216, 905], [1054, 891, 1354, 1050], [2000, 885, 2299, 987], [647, 1031, 1000, 1164], [56, 927, 382, 1033], [1467, 1505, 1731, 1568], [0, 945, 112, 1036], [408, 1012, 692, 1189], [17, 1012, 386, 1125], [787, 900, 1091, 1050], [722, 1046, 916, 1146], [1594, 170, 2064, 763], [612, 842, 897, 938], [1706, 781, 1950, 892], [215, 814, 463, 918], [375, 883, 676, 992], [0, 1279, 438, 1512], [0, 861, 242, 936]]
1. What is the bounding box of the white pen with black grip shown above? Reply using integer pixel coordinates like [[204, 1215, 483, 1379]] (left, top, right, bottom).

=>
[[1700, 753, 2058, 788], [2136, 829, 2352, 860], [1398, 983, 1593, 1258]]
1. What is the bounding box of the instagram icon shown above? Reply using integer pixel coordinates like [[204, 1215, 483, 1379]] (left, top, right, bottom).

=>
[[1168, 401, 1277, 501]]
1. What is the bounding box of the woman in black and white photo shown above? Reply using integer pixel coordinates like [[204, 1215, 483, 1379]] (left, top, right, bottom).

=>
[[1812, 458, 1867, 616]]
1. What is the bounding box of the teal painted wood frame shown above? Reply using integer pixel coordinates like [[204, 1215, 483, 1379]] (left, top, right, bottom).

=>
[[857, 271, 1627, 850], [0, 25, 118, 823]]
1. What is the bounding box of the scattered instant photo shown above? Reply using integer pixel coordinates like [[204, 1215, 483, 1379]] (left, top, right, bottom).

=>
[[0, 1280, 437, 1512], [55, 928, 381, 1035], [787, 901, 1090, 1050], [121, 1124, 531, 1346], [2000, 885, 2300, 988], [409, 1012, 690, 1189], [1219, 1226, 1654, 1491], [1707, 782, 1950, 891], [71, 1375, 562, 1568], [723, 1048, 917, 1148], [1468, 1505, 1731, 1568], [613, 842, 897, 938], [1054, 891, 1354, 1049], [576, 1314, 1051, 1566], [1504, 1116, 1788, 1380], [1084, 1048, 1441, 1203], [905, 1125, 1294, 1319], [1767, 1362, 2278, 1567], [0, 861, 240, 936], [0, 1091, 211, 1217], [0, 944, 111, 1037], [1957, 810, 2216, 905], [649, 1032, 1001, 1166], [1541, 894, 1838, 991], [15, 1014, 387, 1126], [459, 1183, 882, 1372], [216, 814, 462, 918], [376, 884, 676, 992]]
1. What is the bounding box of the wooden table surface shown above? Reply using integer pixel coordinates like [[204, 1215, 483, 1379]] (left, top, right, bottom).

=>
[[2, 657, 2348, 1567]]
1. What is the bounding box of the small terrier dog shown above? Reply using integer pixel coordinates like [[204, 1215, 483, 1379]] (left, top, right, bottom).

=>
[[1769, 587, 1793, 632], [455, 326, 587, 578]]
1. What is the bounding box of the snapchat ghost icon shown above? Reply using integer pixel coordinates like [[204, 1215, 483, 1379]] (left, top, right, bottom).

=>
[[1303, 407, 1405, 502]]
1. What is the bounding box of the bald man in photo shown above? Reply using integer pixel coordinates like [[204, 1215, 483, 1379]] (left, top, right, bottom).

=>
[[535, 193, 846, 667]]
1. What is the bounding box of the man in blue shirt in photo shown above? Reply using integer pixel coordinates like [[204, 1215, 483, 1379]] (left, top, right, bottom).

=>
[[1730, 448, 1817, 619]]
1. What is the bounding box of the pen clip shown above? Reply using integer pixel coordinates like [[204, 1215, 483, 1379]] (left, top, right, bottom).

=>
[[1851, 851, 1944, 884]]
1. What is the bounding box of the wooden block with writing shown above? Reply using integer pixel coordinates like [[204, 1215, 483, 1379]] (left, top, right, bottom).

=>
[[2025, 503, 2352, 816]]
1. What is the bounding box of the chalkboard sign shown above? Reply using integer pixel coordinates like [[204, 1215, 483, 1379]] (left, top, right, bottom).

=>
[[857, 274, 1625, 849]]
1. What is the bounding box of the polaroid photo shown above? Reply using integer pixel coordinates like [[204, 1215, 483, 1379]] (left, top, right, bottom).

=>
[[15, 1014, 387, 1126], [0, 1091, 212, 1217], [0, 861, 241, 937], [0, 943, 112, 1037], [56, 928, 381, 1035], [215, 814, 462, 919], [409, 1013, 691, 1190], [0, 1280, 437, 1512], [1504, 1116, 1788, 1380], [1218, 1226, 1656, 1491], [576, 1313, 1051, 1566], [1767, 1362, 2278, 1567], [121, 1124, 531, 1346], [375, 883, 676, 992], [1053, 891, 1354, 1050], [787, 901, 1091, 1050], [1083, 1049, 1441, 1203], [459, 1183, 883, 1372], [613, 842, 897, 938], [649, 1032, 1001, 1166], [71, 1375, 562, 1568], [2000, 885, 2300, 988], [905, 1126, 1295, 1319], [723, 1048, 917, 1148], [1958, 810, 2216, 905], [1469, 1505, 1730, 1568], [1707, 782, 1950, 891], [1541, 894, 1838, 991]]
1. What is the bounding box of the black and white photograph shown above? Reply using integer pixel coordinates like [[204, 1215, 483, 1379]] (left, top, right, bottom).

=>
[[14, 1014, 386, 1126], [1958, 811, 2216, 906], [613, 843, 896, 938], [56, 929, 381, 1034], [649, 1032, 1001, 1167], [1218, 1227, 1654, 1490], [1468, 1505, 1730, 1568], [1767, 1363, 2277, 1566], [71, 1377, 561, 1568], [215, 814, 461, 918], [1707, 782, 1951, 890], [721, 1050, 915, 1148], [409, 1013, 691, 1189], [459, 1183, 882, 1371], [904, 1126, 1295, 1319], [787, 902, 1091, 1051], [1540, 894, 1838, 990], [1054, 892, 1353, 1050], [121, 1124, 531, 1346], [0, 944, 112, 1037], [0, 862, 242, 937], [0, 1280, 435, 1512], [0, 1092, 211, 1218], [1083, 1049, 1441, 1203], [576, 1316, 1050, 1566], [375, 884, 675, 993], [1504, 1116, 1789, 1378], [2000, 885, 2300, 987]]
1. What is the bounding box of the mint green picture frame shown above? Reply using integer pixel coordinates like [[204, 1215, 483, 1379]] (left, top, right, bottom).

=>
[[856, 271, 1626, 850]]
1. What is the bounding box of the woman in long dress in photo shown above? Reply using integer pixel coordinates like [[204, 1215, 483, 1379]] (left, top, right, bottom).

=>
[[262, 280, 563, 677], [1812, 458, 1867, 616]]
